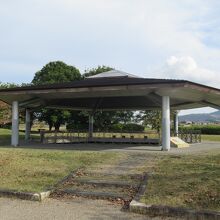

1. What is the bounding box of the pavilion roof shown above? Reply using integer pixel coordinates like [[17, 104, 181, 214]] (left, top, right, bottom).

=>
[[0, 71, 219, 111], [0, 75, 188, 92]]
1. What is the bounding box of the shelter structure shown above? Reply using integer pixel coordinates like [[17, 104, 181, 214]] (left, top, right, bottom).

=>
[[0, 70, 220, 151]]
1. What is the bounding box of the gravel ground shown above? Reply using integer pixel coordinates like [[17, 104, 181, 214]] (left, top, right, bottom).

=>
[[0, 197, 180, 220]]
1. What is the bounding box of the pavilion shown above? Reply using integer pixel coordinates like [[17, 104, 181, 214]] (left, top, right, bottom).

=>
[[0, 70, 220, 151]]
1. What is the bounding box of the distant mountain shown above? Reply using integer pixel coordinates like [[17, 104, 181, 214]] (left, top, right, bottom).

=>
[[179, 110, 220, 123]]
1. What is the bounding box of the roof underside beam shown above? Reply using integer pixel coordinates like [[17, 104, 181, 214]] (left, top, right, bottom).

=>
[[200, 100, 220, 110], [19, 98, 42, 107]]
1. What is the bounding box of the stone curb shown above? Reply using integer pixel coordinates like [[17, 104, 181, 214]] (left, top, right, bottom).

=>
[[129, 200, 220, 220], [132, 172, 148, 201], [0, 189, 52, 201], [39, 190, 52, 201], [0, 168, 83, 202], [63, 189, 131, 201], [74, 179, 139, 189], [47, 167, 84, 191], [129, 173, 220, 220]]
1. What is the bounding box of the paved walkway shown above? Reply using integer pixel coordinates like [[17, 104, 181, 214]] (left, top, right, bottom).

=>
[[0, 197, 180, 220], [17, 141, 220, 154], [1, 134, 220, 155]]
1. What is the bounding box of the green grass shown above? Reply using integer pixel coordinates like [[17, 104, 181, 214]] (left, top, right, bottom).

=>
[[0, 128, 41, 145], [1, 128, 220, 211], [202, 134, 220, 142], [141, 153, 220, 211], [0, 148, 121, 193], [0, 128, 122, 192], [0, 128, 14, 145]]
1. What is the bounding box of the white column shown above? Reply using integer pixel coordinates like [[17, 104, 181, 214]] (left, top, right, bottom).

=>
[[174, 111, 179, 136], [11, 101, 19, 146], [162, 96, 170, 151], [88, 114, 94, 138], [25, 109, 31, 141]]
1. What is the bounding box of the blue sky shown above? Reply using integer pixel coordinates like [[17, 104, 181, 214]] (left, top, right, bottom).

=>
[[0, 0, 220, 115]]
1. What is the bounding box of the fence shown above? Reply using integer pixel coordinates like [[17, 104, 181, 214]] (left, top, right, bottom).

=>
[[177, 130, 201, 143], [40, 130, 160, 145]]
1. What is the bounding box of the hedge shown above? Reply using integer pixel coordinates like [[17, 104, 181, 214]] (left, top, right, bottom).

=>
[[110, 123, 145, 132], [66, 123, 145, 132], [180, 125, 220, 135]]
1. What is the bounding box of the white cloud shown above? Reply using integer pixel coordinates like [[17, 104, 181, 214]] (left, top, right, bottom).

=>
[[0, 0, 219, 115], [0, 0, 220, 88], [164, 56, 219, 87]]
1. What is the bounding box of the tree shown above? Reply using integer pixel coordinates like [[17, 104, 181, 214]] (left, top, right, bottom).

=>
[[66, 111, 89, 130], [0, 82, 19, 126], [81, 66, 135, 131], [140, 110, 162, 133], [32, 61, 81, 85], [93, 111, 133, 131], [140, 110, 177, 133], [83, 65, 113, 78], [32, 61, 82, 130]]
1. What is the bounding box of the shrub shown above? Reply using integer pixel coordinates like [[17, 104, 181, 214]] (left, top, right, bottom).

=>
[[0, 122, 11, 129], [66, 122, 145, 132], [180, 125, 220, 135], [66, 122, 87, 131], [110, 123, 145, 132]]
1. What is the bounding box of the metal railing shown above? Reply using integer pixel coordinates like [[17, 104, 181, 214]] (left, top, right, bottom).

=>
[[40, 130, 160, 145], [176, 130, 201, 143]]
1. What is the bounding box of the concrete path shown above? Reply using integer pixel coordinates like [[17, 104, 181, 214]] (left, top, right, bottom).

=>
[[0, 197, 179, 220], [18, 141, 220, 155]]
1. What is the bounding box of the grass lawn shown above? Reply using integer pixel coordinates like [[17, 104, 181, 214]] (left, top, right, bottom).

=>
[[0, 129, 123, 192], [202, 134, 220, 142], [0, 148, 122, 193], [141, 152, 220, 211], [0, 128, 26, 145], [1, 128, 220, 212]]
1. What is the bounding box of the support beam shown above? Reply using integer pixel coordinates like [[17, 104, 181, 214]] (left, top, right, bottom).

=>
[[88, 113, 94, 138], [11, 101, 19, 146], [162, 96, 170, 151], [200, 100, 220, 110], [19, 98, 41, 107], [25, 109, 31, 141], [174, 111, 179, 136]]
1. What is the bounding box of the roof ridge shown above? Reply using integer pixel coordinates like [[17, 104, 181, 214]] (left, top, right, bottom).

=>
[[87, 69, 141, 78]]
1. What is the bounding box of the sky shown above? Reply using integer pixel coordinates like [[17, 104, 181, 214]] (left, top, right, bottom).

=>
[[0, 0, 220, 115]]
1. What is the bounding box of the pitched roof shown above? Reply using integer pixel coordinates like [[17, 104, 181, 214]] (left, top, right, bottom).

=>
[[87, 70, 140, 78], [0, 70, 219, 110], [0, 76, 186, 92]]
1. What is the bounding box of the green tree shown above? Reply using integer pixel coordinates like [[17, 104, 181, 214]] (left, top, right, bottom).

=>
[[93, 111, 133, 131], [81, 66, 134, 131], [140, 110, 177, 133], [32, 61, 81, 85], [32, 61, 82, 130], [83, 65, 113, 78], [141, 110, 162, 133], [0, 82, 19, 126], [66, 111, 89, 130]]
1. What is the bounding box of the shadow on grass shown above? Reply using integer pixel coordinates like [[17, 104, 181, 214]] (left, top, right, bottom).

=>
[[1, 141, 162, 152]]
